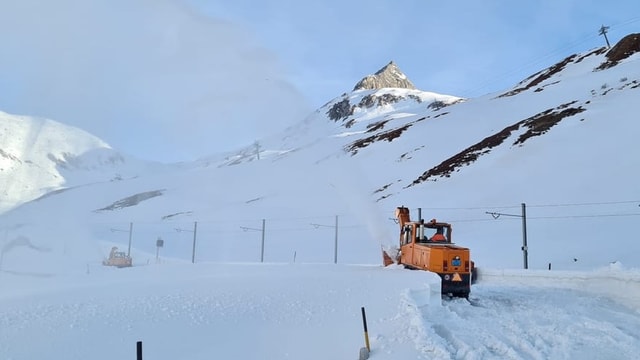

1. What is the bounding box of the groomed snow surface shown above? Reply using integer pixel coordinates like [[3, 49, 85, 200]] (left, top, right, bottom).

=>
[[1, 261, 639, 359]]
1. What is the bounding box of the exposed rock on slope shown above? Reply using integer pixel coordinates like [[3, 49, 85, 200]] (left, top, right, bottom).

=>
[[408, 102, 586, 186], [597, 33, 640, 70], [500, 34, 640, 97], [499, 47, 608, 97], [353, 61, 416, 91], [95, 190, 165, 212]]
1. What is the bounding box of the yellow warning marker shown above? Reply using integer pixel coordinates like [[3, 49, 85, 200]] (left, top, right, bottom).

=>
[[361, 307, 370, 351], [359, 307, 370, 360], [452, 273, 462, 282]]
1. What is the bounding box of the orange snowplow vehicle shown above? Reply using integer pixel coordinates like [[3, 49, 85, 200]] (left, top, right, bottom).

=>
[[102, 246, 132, 268], [383, 206, 475, 297]]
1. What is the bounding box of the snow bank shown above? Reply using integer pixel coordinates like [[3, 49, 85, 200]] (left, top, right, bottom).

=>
[[0, 263, 442, 360], [477, 265, 640, 312]]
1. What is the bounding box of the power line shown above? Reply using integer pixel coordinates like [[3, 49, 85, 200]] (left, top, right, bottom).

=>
[[83, 200, 640, 226], [460, 33, 599, 97], [611, 16, 640, 29], [408, 205, 522, 211], [461, 35, 598, 94], [463, 212, 640, 222], [459, 16, 640, 97], [529, 213, 640, 220], [399, 200, 640, 212], [527, 200, 640, 208]]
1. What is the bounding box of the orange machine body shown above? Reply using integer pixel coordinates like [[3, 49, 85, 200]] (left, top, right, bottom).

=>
[[391, 206, 473, 297]]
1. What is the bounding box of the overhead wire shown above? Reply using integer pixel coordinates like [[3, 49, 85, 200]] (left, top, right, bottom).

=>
[[526, 200, 640, 208], [462, 34, 600, 97], [85, 200, 640, 227], [459, 16, 640, 98]]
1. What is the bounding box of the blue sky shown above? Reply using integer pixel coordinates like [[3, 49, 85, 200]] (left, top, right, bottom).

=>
[[190, 0, 640, 103], [0, 0, 638, 163]]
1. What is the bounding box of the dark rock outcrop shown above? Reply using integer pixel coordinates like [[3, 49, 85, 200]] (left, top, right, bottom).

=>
[[597, 33, 640, 70]]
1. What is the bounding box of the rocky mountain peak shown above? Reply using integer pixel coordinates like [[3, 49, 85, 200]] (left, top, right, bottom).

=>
[[353, 61, 416, 91]]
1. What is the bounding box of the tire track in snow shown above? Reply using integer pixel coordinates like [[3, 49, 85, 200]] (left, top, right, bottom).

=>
[[394, 288, 451, 359], [406, 284, 640, 359]]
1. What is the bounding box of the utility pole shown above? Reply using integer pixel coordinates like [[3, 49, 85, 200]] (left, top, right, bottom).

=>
[[110, 223, 133, 257], [260, 219, 265, 262], [599, 25, 611, 48], [191, 221, 198, 264], [175, 221, 198, 264], [311, 215, 339, 264], [241, 219, 266, 262], [127, 222, 133, 257], [521, 203, 528, 270], [486, 203, 529, 269], [334, 215, 339, 264]]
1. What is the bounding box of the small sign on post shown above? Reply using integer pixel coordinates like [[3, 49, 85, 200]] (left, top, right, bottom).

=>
[[156, 237, 164, 262]]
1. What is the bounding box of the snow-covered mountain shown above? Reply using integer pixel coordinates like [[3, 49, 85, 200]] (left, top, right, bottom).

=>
[[0, 111, 171, 213], [1, 34, 639, 275]]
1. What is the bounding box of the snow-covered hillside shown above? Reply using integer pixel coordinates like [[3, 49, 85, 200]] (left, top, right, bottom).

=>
[[0, 111, 171, 213]]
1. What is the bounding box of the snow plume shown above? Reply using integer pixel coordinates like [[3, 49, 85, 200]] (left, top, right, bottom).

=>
[[0, 215, 101, 275], [0, 235, 50, 273], [325, 156, 396, 253], [1, 235, 49, 255], [0, 0, 311, 162], [310, 115, 395, 256]]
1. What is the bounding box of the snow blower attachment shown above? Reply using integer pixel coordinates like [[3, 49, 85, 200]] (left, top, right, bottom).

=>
[[383, 206, 475, 297], [102, 246, 132, 268]]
